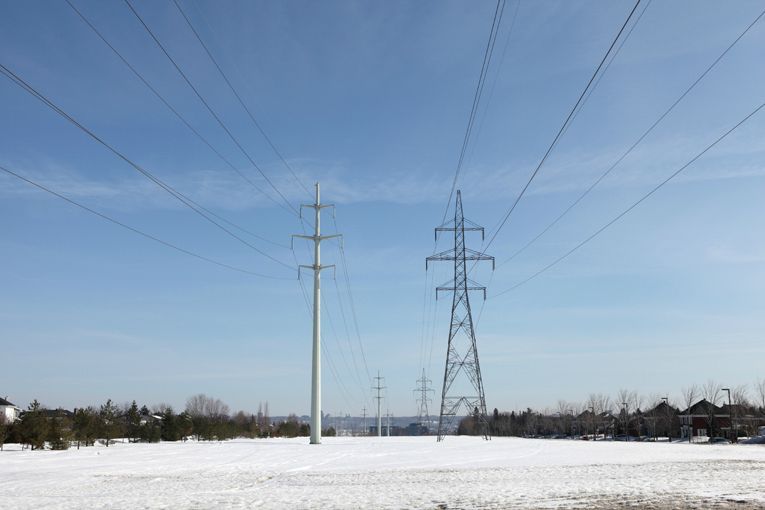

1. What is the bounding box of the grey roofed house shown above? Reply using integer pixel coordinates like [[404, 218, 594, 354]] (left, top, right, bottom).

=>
[[1, 396, 22, 422]]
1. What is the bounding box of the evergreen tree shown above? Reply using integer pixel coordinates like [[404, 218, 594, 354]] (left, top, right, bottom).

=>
[[20, 400, 48, 450], [47, 413, 70, 450], [160, 407, 181, 441], [99, 399, 121, 446], [139, 417, 161, 443], [126, 401, 141, 443], [73, 407, 99, 448], [177, 412, 193, 440]]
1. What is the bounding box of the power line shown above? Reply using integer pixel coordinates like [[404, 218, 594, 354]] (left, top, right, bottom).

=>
[[561, 0, 653, 140], [423, 0, 506, 380], [332, 274, 371, 397], [64, 0, 288, 249], [296, 273, 358, 411], [171, 0, 313, 200], [332, 215, 372, 384], [123, 0, 300, 218], [0, 61, 295, 272], [464, 0, 522, 172], [441, 0, 506, 225], [499, 4, 765, 268], [492, 100, 765, 298], [0, 163, 289, 280], [292, 227, 370, 412], [322, 290, 370, 408], [481, 0, 642, 256]]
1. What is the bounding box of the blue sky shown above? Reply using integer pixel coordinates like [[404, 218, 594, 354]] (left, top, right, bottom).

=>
[[1, 0, 764, 417]]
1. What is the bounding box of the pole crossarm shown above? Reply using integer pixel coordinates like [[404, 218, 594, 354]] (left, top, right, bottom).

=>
[[298, 264, 336, 279], [300, 203, 336, 213], [291, 233, 342, 248]]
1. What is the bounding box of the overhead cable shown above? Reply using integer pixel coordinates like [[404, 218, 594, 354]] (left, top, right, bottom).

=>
[[500, 4, 765, 267], [64, 0, 288, 249], [123, 0, 300, 217], [441, 0, 506, 225], [493, 100, 765, 297], [0, 62, 295, 272], [0, 164, 290, 280], [481, 0, 642, 256], [171, 0, 313, 200]]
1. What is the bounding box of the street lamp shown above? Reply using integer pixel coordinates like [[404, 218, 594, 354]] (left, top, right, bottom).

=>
[[722, 387, 732, 442], [622, 402, 629, 441], [661, 397, 670, 443]]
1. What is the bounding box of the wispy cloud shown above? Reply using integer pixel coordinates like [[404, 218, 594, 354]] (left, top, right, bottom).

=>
[[706, 244, 765, 264], [3, 122, 764, 213]]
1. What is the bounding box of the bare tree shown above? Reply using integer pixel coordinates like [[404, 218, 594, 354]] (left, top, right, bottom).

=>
[[731, 385, 751, 437], [152, 403, 173, 415], [703, 380, 722, 439], [630, 392, 644, 412], [732, 385, 750, 407], [615, 389, 642, 438], [185, 394, 230, 441], [616, 389, 631, 408], [681, 384, 698, 443], [645, 394, 663, 440], [703, 380, 722, 405], [756, 378, 765, 413], [556, 400, 570, 435], [587, 393, 611, 440], [616, 389, 631, 438], [257, 401, 270, 437], [185, 394, 208, 419]]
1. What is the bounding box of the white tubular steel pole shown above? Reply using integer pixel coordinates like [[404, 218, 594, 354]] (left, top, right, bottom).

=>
[[311, 182, 321, 445]]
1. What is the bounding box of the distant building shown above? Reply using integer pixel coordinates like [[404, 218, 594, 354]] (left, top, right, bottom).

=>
[[0, 397, 22, 422], [679, 399, 730, 440], [406, 423, 430, 436], [642, 401, 680, 439]]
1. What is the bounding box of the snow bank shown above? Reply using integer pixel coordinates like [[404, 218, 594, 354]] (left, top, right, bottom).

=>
[[1, 436, 764, 508]]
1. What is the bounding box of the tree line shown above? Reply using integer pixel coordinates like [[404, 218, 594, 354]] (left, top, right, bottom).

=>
[[458, 378, 765, 439], [0, 393, 332, 451]]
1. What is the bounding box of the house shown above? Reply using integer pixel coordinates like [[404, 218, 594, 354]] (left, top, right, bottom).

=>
[[719, 403, 765, 439], [1, 396, 22, 423], [642, 401, 681, 439], [574, 410, 616, 439], [679, 399, 731, 440]]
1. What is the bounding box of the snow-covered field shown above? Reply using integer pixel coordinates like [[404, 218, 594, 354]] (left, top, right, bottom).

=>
[[1, 436, 764, 509]]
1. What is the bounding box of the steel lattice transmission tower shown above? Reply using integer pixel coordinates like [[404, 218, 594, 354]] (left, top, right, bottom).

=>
[[426, 190, 494, 441], [414, 368, 434, 432]]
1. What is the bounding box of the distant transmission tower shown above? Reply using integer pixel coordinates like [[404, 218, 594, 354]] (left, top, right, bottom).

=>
[[426, 190, 494, 441], [372, 371, 386, 437], [414, 368, 434, 433]]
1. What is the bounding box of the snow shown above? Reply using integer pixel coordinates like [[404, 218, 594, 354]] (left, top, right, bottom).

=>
[[1, 436, 764, 509]]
